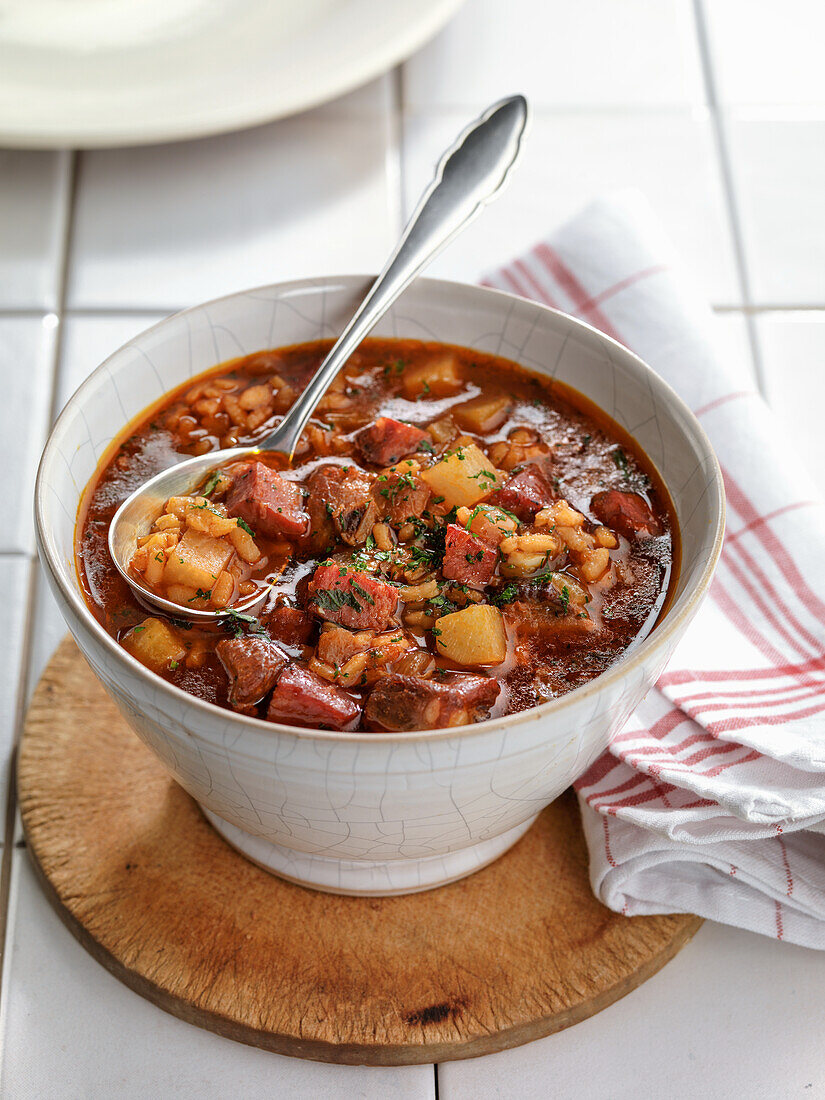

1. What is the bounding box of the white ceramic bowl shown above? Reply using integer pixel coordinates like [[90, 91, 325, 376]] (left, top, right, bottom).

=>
[[35, 276, 725, 896]]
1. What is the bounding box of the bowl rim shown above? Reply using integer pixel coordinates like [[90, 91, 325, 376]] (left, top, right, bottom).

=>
[[35, 274, 726, 745]]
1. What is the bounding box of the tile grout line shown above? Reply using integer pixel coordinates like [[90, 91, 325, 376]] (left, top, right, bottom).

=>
[[691, 0, 768, 396], [0, 149, 80, 1024], [0, 558, 38, 1059], [393, 64, 408, 228]]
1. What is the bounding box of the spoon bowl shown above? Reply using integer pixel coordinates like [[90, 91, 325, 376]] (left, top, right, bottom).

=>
[[107, 445, 272, 623]]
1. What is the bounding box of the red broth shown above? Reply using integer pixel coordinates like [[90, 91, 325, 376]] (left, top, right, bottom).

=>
[[76, 338, 678, 732]]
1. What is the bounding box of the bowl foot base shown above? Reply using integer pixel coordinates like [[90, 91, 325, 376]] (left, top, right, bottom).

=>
[[199, 807, 539, 896]]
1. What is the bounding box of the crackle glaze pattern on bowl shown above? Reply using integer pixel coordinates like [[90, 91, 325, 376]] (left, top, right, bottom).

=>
[[35, 276, 724, 895]]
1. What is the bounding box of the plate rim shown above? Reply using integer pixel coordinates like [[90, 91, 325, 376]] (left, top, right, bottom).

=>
[[0, 0, 466, 149]]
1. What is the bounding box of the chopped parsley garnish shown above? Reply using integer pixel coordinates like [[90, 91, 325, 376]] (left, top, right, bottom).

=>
[[314, 587, 363, 615], [202, 470, 222, 497], [236, 517, 255, 537], [188, 588, 212, 602], [491, 583, 519, 606], [219, 609, 269, 638], [612, 447, 630, 478], [350, 580, 376, 606]]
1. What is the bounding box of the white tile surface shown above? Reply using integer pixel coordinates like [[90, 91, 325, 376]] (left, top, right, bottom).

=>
[[439, 921, 825, 1099], [727, 119, 825, 306], [0, 317, 56, 553], [711, 310, 758, 389], [25, 565, 68, 707], [0, 151, 70, 311], [402, 110, 741, 304], [0, 557, 33, 822], [757, 312, 825, 501], [68, 108, 397, 311], [703, 0, 825, 107], [404, 0, 705, 109], [0, 852, 435, 1100]]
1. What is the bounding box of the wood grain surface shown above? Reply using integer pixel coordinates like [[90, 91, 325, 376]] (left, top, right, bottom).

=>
[[17, 637, 702, 1065]]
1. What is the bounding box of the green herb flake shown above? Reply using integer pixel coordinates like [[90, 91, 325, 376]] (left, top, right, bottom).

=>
[[491, 583, 518, 607], [612, 448, 630, 478], [202, 470, 222, 497]]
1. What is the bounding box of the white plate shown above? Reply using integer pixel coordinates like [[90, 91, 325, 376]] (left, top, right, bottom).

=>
[[0, 0, 464, 149]]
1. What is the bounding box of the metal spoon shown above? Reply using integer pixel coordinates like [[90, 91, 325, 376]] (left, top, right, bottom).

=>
[[109, 94, 530, 622]]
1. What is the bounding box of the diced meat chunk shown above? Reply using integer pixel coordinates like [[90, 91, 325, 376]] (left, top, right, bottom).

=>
[[356, 417, 429, 466], [216, 635, 287, 707], [263, 604, 314, 648], [373, 467, 431, 526], [307, 465, 377, 546], [309, 564, 398, 631], [364, 673, 500, 731], [487, 456, 556, 520], [266, 666, 360, 730], [442, 523, 498, 587], [225, 462, 308, 538], [590, 490, 662, 540]]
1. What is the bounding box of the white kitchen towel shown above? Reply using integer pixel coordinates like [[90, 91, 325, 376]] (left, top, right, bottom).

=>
[[483, 190, 825, 949]]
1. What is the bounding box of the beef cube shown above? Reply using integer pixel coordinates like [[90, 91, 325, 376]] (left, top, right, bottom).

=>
[[356, 417, 429, 466], [442, 523, 498, 587], [309, 564, 399, 631], [225, 462, 308, 538], [307, 465, 377, 546], [263, 604, 314, 648], [216, 635, 287, 707], [373, 468, 431, 527], [266, 666, 360, 730], [487, 456, 556, 521], [591, 490, 662, 540], [364, 673, 499, 732]]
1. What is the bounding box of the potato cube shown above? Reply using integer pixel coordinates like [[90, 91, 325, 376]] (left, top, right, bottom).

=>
[[162, 528, 233, 591], [453, 393, 513, 433], [420, 443, 504, 508], [402, 353, 462, 398], [122, 618, 187, 673], [434, 604, 508, 666]]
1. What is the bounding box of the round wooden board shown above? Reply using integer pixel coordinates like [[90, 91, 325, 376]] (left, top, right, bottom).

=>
[[18, 638, 702, 1066]]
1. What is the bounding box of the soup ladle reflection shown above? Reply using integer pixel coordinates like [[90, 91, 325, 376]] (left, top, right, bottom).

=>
[[108, 95, 530, 622]]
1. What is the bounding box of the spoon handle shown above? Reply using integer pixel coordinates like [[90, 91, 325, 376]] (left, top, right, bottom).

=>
[[261, 94, 529, 458]]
